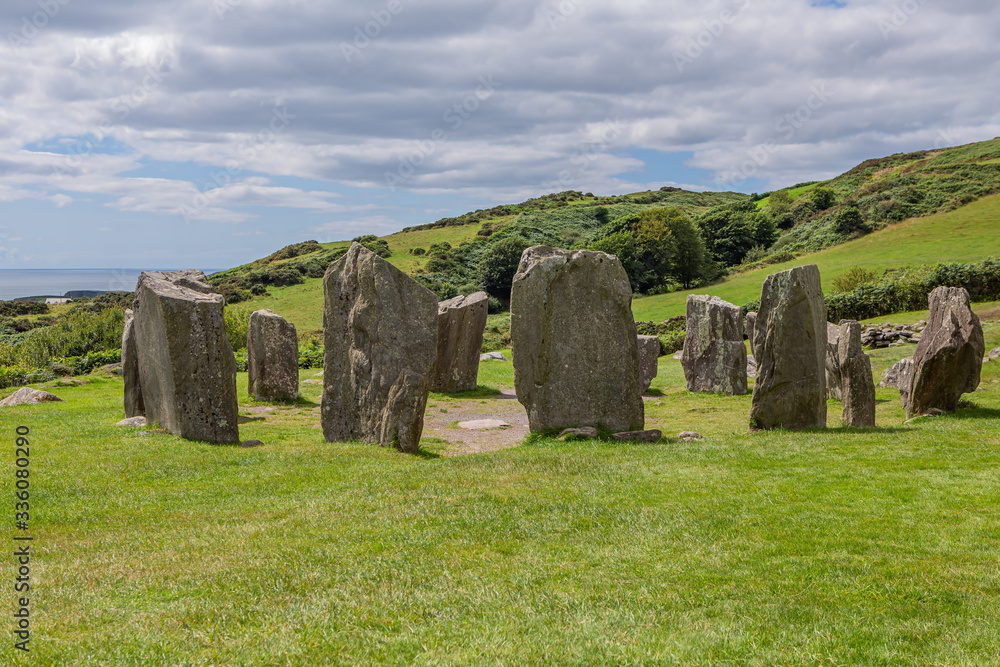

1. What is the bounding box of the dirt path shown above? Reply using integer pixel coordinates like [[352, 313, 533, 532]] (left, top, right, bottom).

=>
[[421, 388, 530, 456]]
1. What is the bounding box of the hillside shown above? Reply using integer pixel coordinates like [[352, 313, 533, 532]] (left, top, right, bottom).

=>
[[632, 192, 1000, 322]]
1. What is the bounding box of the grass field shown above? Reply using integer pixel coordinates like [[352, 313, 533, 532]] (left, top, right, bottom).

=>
[[3, 318, 999, 665], [632, 193, 1000, 322]]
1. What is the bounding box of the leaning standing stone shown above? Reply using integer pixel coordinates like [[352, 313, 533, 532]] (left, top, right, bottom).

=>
[[431, 292, 489, 393], [511, 246, 644, 433], [681, 295, 748, 395], [750, 265, 827, 430], [322, 243, 438, 452], [132, 270, 239, 443], [122, 308, 144, 418], [637, 335, 660, 393], [248, 309, 299, 401], [838, 320, 876, 427], [905, 286, 985, 417]]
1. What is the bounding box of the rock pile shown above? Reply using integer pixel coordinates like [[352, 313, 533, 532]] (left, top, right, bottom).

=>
[[511, 246, 644, 433], [321, 243, 438, 453], [861, 322, 925, 349]]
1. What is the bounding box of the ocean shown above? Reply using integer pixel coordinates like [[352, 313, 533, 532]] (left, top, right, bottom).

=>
[[0, 269, 221, 301]]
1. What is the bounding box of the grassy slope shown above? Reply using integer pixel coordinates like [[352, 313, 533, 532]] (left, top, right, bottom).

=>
[[4, 323, 1000, 664], [632, 192, 1000, 322]]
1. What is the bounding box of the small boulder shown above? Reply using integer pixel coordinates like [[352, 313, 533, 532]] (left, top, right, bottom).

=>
[[558, 427, 599, 439], [432, 292, 489, 393], [0, 388, 63, 407], [247, 309, 299, 401], [678, 431, 703, 442], [681, 295, 748, 395], [480, 351, 509, 362], [988, 346, 1000, 362], [457, 419, 510, 430], [637, 335, 660, 393], [905, 287, 985, 417], [612, 429, 662, 443], [114, 416, 147, 427]]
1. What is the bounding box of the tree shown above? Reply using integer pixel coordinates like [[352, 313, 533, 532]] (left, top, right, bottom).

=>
[[477, 236, 530, 299], [635, 208, 714, 290], [810, 186, 836, 211]]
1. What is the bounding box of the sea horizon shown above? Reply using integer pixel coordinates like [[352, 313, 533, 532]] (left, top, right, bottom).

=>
[[0, 268, 223, 301]]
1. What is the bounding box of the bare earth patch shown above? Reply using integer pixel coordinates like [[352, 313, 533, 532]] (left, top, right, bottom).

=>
[[422, 388, 529, 456]]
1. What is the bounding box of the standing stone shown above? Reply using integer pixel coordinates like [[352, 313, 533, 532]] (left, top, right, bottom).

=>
[[247, 309, 299, 401], [826, 322, 843, 401], [322, 243, 438, 452], [745, 311, 757, 350], [132, 270, 239, 443], [681, 295, 748, 395], [838, 321, 876, 427], [637, 335, 660, 393], [122, 308, 144, 418], [905, 287, 985, 417], [431, 292, 489, 393], [880, 357, 913, 388], [511, 246, 644, 433], [750, 265, 827, 430]]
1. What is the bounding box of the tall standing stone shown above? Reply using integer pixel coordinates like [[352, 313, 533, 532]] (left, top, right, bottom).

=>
[[905, 287, 985, 417], [431, 292, 489, 393], [511, 246, 644, 433], [637, 335, 660, 394], [132, 270, 239, 443], [247, 309, 299, 401], [122, 308, 144, 418], [826, 322, 843, 401], [745, 311, 757, 350], [322, 243, 438, 452], [838, 320, 876, 427], [750, 265, 827, 430], [681, 295, 748, 395]]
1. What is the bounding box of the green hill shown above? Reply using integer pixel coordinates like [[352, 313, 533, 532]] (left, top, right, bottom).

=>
[[632, 192, 1000, 322], [213, 138, 1000, 338]]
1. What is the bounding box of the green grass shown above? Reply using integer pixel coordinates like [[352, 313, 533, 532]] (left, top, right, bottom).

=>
[[381, 222, 495, 275], [633, 193, 1000, 322], [3, 322, 1000, 664]]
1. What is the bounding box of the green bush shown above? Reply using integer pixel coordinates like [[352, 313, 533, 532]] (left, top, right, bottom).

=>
[[825, 258, 1000, 322], [224, 305, 253, 352], [298, 339, 324, 369], [53, 349, 122, 376], [0, 365, 56, 390], [11, 307, 125, 369], [478, 236, 530, 299], [0, 300, 49, 317], [234, 349, 248, 373], [831, 266, 878, 293]]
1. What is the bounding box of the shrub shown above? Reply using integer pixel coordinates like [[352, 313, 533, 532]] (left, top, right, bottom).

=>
[[224, 305, 253, 352], [478, 236, 530, 299], [809, 187, 836, 211], [0, 301, 49, 317], [298, 339, 324, 369], [12, 307, 125, 369], [831, 266, 878, 293], [410, 247, 426, 256], [487, 296, 504, 314], [832, 206, 869, 235], [0, 365, 55, 390], [53, 349, 122, 376]]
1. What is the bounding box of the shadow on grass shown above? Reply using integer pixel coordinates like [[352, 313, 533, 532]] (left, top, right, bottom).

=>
[[430, 385, 503, 400], [943, 405, 1000, 420]]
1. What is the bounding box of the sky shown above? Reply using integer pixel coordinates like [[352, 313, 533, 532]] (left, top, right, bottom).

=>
[[1, 0, 998, 269]]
